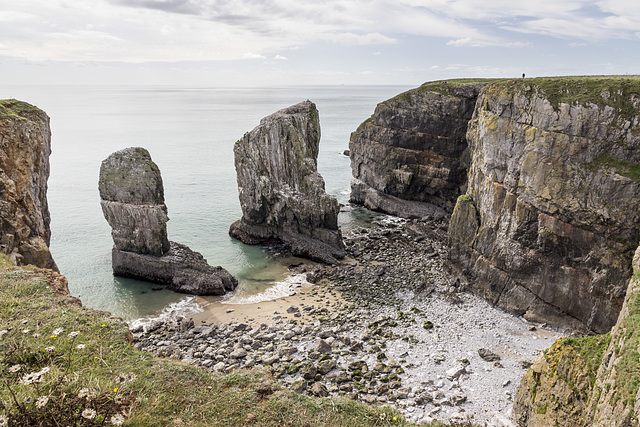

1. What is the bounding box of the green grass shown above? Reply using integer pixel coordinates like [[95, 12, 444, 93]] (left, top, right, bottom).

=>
[[491, 76, 640, 118], [0, 256, 428, 426], [588, 154, 640, 182], [0, 99, 45, 120], [559, 334, 611, 387], [386, 78, 504, 105]]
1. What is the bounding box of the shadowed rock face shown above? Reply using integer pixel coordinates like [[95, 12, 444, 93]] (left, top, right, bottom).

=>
[[448, 78, 640, 333], [229, 101, 345, 264], [0, 100, 57, 270], [349, 82, 488, 218], [99, 147, 237, 296]]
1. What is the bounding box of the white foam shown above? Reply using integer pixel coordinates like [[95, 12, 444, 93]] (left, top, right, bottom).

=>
[[223, 273, 310, 305], [129, 296, 203, 331]]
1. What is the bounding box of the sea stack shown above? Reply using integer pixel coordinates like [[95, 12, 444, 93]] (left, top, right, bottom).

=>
[[0, 100, 58, 270], [99, 147, 237, 295], [229, 101, 345, 264]]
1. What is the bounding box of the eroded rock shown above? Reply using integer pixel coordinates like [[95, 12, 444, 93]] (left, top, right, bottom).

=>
[[229, 101, 345, 264]]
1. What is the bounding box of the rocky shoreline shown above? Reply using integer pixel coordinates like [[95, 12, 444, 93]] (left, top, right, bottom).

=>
[[131, 212, 563, 425]]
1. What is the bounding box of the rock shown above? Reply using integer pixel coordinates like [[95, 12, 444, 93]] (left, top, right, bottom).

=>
[[446, 363, 467, 381], [478, 348, 501, 362], [229, 101, 345, 264], [213, 362, 225, 372], [317, 359, 337, 375], [349, 81, 488, 217], [99, 147, 237, 295], [315, 338, 332, 354], [230, 348, 247, 359], [290, 380, 308, 394], [0, 100, 57, 270], [301, 363, 318, 380], [262, 355, 280, 366], [448, 78, 640, 333], [309, 382, 329, 397]]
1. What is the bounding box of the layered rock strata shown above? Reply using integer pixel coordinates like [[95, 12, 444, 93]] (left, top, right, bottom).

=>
[[514, 245, 640, 426], [99, 147, 237, 295], [229, 101, 344, 264], [0, 100, 57, 270], [349, 81, 489, 218], [448, 78, 640, 333]]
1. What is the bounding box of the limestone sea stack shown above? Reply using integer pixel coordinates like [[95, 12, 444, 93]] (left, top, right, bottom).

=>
[[99, 147, 237, 295], [229, 101, 345, 264], [0, 100, 57, 270], [349, 81, 489, 218]]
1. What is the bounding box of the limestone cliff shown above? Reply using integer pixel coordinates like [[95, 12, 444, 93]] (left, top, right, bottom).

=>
[[229, 101, 344, 264], [349, 80, 489, 218], [0, 100, 57, 271], [99, 147, 237, 296], [448, 77, 640, 333], [514, 245, 640, 427]]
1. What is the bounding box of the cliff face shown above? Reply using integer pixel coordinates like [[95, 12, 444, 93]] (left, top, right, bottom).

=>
[[514, 245, 640, 427], [99, 147, 237, 296], [0, 100, 57, 271], [349, 81, 489, 218], [448, 78, 640, 333], [229, 101, 344, 264]]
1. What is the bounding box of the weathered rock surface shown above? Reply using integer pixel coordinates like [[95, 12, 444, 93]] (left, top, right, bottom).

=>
[[99, 147, 237, 295], [448, 78, 640, 333], [349, 81, 489, 218], [514, 245, 640, 427], [0, 100, 57, 270], [229, 101, 344, 264]]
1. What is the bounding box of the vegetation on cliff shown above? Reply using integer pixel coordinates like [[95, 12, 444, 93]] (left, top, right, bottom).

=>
[[0, 255, 409, 426], [0, 99, 45, 120]]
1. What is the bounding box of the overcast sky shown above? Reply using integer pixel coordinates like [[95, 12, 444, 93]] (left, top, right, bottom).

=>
[[1, 0, 639, 86]]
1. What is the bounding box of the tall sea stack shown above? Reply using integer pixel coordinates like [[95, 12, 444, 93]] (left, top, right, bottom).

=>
[[229, 101, 345, 264], [0, 100, 57, 270], [99, 147, 237, 295]]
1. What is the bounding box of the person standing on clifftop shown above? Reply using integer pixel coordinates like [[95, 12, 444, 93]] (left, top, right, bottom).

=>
[[522, 73, 525, 78]]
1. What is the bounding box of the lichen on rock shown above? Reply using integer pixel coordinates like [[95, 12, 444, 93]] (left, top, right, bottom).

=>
[[99, 147, 237, 295], [448, 77, 640, 333], [229, 101, 344, 264], [0, 99, 57, 270], [349, 80, 492, 218]]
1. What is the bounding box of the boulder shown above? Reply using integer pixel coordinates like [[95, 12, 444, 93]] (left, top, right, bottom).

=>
[[0, 100, 57, 270], [99, 147, 237, 295], [229, 101, 345, 264], [349, 81, 489, 218]]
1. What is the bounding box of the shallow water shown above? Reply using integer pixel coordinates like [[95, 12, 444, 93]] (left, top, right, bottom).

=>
[[0, 84, 410, 320]]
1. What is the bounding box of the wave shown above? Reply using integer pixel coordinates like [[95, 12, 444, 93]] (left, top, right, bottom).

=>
[[223, 273, 310, 305], [128, 296, 203, 331]]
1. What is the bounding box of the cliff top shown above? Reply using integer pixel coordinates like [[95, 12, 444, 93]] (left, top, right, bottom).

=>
[[0, 256, 405, 425], [0, 99, 46, 121], [386, 78, 504, 105]]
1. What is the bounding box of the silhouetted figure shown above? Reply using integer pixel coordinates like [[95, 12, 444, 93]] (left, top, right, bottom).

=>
[[522, 73, 525, 79]]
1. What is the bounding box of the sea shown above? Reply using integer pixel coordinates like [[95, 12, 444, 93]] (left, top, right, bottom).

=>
[[0, 85, 411, 322]]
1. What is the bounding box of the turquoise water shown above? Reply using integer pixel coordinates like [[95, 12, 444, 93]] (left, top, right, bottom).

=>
[[0, 85, 409, 320]]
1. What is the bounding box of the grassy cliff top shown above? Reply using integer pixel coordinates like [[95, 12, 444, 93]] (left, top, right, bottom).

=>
[[490, 75, 640, 114], [386, 78, 504, 105], [0, 99, 46, 121], [0, 257, 415, 426]]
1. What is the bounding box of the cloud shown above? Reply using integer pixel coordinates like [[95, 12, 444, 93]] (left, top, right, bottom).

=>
[[446, 37, 532, 48], [323, 32, 396, 45], [242, 52, 266, 59], [108, 0, 200, 15], [273, 55, 287, 60]]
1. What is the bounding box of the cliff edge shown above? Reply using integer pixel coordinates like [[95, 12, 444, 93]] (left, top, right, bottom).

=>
[[349, 80, 490, 218], [448, 77, 640, 333], [0, 99, 57, 271]]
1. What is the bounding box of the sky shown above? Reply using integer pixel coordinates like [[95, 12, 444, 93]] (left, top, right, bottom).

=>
[[1, 0, 639, 86]]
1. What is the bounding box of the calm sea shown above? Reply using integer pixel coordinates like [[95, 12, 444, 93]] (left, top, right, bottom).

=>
[[0, 85, 410, 320]]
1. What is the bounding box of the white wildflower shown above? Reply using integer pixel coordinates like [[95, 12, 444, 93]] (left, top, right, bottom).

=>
[[76, 344, 86, 350], [44, 346, 55, 352], [39, 367, 50, 375], [22, 329, 30, 334], [68, 331, 79, 338], [78, 388, 96, 399], [0, 330, 7, 338], [110, 413, 125, 426], [81, 408, 97, 420], [52, 327, 64, 336], [0, 414, 8, 427], [8, 364, 21, 373], [36, 396, 49, 408], [32, 333, 40, 338]]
